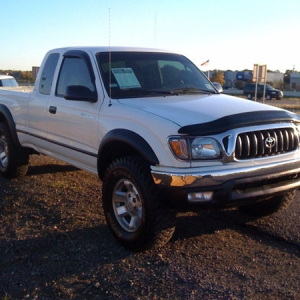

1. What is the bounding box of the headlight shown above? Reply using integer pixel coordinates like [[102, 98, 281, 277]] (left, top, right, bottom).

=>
[[169, 136, 222, 160], [191, 137, 221, 159]]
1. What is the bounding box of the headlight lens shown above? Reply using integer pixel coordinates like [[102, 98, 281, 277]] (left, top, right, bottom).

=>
[[191, 137, 221, 159], [169, 136, 222, 160]]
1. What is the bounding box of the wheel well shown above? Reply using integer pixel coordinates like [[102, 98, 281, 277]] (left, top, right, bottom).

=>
[[0, 108, 20, 146], [97, 141, 140, 180], [0, 112, 9, 125], [97, 129, 159, 180], [0, 107, 33, 154]]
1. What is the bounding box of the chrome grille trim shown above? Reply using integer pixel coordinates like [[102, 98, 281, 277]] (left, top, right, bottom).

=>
[[235, 128, 298, 159]]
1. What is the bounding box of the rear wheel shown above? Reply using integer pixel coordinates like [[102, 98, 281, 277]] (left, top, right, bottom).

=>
[[102, 155, 176, 251], [247, 93, 252, 100], [266, 94, 272, 100], [0, 123, 29, 178], [238, 191, 296, 217]]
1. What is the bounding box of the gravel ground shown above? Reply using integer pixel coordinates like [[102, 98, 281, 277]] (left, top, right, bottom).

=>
[[0, 155, 300, 299]]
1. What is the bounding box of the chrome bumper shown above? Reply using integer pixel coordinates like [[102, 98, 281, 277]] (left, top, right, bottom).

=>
[[151, 159, 300, 188]]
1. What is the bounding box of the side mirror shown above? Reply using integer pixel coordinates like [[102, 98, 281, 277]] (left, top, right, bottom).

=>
[[212, 82, 223, 93], [64, 85, 97, 102]]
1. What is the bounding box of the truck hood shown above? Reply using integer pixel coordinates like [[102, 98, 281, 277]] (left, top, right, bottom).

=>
[[118, 93, 285, 127]]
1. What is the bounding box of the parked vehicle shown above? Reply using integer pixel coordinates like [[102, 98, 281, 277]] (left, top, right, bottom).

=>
[[0, 75, 18, 87], [243, 83, 283, 100], [0, 47, 300, 251]]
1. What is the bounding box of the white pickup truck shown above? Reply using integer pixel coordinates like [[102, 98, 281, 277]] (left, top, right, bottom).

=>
[[1, 46, 300, 251]]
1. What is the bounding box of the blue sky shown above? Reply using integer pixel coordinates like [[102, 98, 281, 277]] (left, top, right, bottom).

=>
[[1, 0, 300, 72]]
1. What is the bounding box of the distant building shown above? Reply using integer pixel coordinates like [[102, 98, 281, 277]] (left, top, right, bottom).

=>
[[267, 72, 284, 83], [236, 71, 253, 82], [32, 66, 40, 79], [204, 69, 285, 89], [223, 71, 237, 88], [290, 72, 300, 91]]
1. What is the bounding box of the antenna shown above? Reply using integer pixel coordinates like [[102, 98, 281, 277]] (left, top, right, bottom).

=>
[[108, 8, 112, 106], [154, 13, 157, 47]]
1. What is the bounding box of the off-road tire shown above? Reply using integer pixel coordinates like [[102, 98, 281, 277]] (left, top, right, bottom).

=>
[[0, 123, 29, 178], [238, 191, 296, 217], [102, 155, 176, 251]]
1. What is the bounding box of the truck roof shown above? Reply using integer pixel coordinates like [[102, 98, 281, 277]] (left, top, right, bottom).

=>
[[0, 75, 14, 79], [47, 46, 174, 55]]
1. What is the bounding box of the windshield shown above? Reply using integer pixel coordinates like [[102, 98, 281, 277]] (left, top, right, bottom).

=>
[[266, 84, 274, 89], [96, 51, 216, 99]]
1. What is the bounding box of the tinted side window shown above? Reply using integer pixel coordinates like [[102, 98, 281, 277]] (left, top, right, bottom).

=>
[[39, 53, 60, 95], [56, 57, 96, 97]]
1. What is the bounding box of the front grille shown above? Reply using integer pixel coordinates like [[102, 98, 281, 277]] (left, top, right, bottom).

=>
[[235, 128, 298, 159]]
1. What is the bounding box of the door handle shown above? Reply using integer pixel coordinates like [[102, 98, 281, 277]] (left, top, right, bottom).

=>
[[49, 106, 57, 114]]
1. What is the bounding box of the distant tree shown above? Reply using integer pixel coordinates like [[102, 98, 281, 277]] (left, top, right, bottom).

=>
[[11, 71, 23, 80], [21, 71, 34, 82], [0, 70, 23, 80], [210, 70, 225, 85], [273, 80, 284, 90]]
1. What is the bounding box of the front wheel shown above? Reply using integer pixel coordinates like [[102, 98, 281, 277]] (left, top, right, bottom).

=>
[[102, 156, 176, 251], [247, 93, 252, 100], [0, 123, 29, 178], [238, 191, 296, 217]]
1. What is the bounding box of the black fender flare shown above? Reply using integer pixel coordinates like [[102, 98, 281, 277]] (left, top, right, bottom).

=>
[[98, 129, 159, 177], [0, 104, 21, 146]]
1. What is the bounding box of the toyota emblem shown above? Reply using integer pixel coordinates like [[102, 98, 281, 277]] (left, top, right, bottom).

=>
[[265, 136, 276, 148]]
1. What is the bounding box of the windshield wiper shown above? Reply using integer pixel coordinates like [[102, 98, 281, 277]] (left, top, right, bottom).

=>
[[139, 89, 175, 95], [170, 87, 215, 95], [121, 89, 177, 96]]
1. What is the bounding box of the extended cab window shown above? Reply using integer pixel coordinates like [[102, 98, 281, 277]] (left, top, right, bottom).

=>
[[56, 54, 96, 97], [39, 53, 59, 95]]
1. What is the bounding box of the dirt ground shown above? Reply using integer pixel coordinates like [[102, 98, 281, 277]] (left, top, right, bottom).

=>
[[1, 154, 300, 299]]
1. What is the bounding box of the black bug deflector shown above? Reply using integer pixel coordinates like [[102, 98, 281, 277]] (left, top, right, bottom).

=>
[[178, 110, 299, 136]]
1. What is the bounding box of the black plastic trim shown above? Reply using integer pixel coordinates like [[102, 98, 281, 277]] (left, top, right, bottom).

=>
[[16, 129, 97, 158], [0, 104, 22, 146], [99, 129, 159, 165], [178, 110, 299, 135], [157, 167, 300, 212]]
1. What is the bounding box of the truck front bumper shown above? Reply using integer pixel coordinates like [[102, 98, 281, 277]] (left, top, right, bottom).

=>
[[151, 159, 300, 211]]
